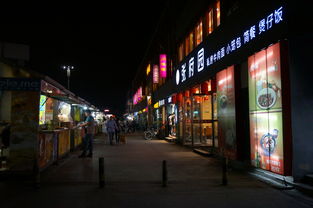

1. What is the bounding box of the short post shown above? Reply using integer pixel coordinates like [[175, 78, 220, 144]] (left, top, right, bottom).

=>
[[162, 160, 168, 187], [222, 156, 228, 186], [33, 158, 40, 189], [99, 157, 105, 188]]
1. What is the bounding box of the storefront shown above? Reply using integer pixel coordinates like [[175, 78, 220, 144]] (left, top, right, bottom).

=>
[[165, 96, 177, 140], [172, 3, 292, 175]]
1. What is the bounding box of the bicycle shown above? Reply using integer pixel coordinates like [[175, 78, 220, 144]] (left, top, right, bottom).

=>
[[144, 127, 158, 140]]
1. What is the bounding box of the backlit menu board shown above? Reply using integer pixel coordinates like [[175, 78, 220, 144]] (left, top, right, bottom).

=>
[[248, 42, 284, 175], [217, 65, 236, 159]]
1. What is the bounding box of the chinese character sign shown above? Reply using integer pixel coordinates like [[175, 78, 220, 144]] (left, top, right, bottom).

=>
[[153, 65, 159, 84], [160, 54, 167, 78]]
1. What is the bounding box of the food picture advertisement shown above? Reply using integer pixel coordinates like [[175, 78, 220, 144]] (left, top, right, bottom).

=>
[[248, 42, 284, 175], [217, 65, 236, 158]]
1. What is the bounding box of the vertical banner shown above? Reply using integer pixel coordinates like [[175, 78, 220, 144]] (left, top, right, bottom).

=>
[[248, 42, 284, 175], [153, 65, 159, 83], [217, 66, 236, 159], [160, 54, 167, 78]]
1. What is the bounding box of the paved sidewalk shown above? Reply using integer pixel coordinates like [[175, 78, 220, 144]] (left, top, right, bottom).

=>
[[1, 134, 313, 208]]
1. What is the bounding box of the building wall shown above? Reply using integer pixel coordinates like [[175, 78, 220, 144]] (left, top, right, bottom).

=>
[[289, 34, 313, 181]]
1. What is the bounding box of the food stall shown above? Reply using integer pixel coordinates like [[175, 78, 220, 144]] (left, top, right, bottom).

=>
[[0, 64, 96, 173]]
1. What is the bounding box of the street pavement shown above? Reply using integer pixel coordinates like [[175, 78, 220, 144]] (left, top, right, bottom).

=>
[[1, 133, 313, 208]]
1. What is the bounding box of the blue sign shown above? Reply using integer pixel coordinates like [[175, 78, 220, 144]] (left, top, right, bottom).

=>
[[0, 78, 41, 91], [175, 6, 283, 86]]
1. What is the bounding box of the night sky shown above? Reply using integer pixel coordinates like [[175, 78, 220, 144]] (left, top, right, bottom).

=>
[[0, 2, 166, 115]]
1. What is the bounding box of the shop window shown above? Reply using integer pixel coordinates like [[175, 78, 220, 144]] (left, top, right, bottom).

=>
[[206, 8, 214, 35], [195, 21, 203, 46], [178, 43, 184, 62], [248, 42, 284, 175], [189, 31, 194, 52], [185, 36, 190, 55], [216, 0, 221, 26]]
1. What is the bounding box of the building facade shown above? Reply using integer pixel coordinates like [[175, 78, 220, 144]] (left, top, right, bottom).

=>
[[127, 0, 313, 181]]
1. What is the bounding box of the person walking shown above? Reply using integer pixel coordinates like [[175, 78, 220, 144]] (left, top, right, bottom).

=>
[[106, 116, 118, 145], [115, 118, 121, 144], [77, 110, 95, 158]]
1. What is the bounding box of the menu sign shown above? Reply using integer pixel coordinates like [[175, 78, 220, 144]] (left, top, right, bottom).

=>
[[248, 42, 284, 175]]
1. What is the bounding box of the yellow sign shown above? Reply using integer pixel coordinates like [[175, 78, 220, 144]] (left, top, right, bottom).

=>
[[153, 102, 159, 109], [146, 64, 151, 75]]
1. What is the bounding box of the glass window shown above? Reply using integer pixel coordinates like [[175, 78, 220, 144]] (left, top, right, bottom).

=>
[[216, 0, 221, 26], [206, 9, 214, 35], [195, 21, 203, 46], [189, 31, 194, 52], [178, 43, 184, 62], [185, 36, 190, 55]]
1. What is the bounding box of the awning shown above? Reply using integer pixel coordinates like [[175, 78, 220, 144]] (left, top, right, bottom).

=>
[[42, 92, 80, 104]]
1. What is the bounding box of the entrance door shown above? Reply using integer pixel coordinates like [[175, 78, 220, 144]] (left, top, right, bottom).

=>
[[183, 98, 192, 145], [192, 94, 218, 147]]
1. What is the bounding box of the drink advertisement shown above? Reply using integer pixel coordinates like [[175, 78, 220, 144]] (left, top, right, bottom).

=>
[[248, 42, 284, 175], [217, 66, 236, 158], [39, 95, 46, 125]]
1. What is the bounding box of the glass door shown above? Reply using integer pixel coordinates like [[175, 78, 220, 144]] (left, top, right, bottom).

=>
[[184, 98, 192, 145], [192, 96, 201, 145]]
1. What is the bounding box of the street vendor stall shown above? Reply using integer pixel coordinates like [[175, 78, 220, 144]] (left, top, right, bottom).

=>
[[0, 64, 96, 173]]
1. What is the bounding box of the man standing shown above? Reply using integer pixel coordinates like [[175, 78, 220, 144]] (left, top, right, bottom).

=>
[[78, 110, 95, 158], [106, 116, 117, 145]]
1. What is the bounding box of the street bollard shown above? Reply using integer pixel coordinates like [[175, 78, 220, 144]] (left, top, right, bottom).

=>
[[99, 157, 105, 188], [33, 159, 40, 189], [222, 156, 228, 186], [162, 160, 168, 187]]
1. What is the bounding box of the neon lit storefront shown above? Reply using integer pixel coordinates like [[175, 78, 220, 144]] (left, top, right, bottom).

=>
[[172, 4, 292, 175]]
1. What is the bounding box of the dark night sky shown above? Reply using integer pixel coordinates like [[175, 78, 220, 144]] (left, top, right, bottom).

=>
[[0, 2, 167, 115]]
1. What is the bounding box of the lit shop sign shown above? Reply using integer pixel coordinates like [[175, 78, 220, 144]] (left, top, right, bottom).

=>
[[146, 64, 151, 75], [175, 6, 283, 86], [153, 65, 159, 84], [167, 96, 172, 103], [159, 99, 165, 106], [160, 54, 167, 78], [133, 87, 143, 105]]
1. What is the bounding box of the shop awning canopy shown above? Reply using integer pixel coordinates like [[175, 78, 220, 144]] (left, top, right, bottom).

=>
[[42, 93, 81, 104]]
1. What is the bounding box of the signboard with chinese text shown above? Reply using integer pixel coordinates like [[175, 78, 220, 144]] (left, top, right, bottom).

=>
[[153, 65, 159, 83], [175, 6, 284, 89], [160, 54, 167, 78]]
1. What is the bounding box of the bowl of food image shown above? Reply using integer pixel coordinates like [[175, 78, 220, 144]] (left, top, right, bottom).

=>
[[219, 95, 228, 109], [256, 88, 277, 109]]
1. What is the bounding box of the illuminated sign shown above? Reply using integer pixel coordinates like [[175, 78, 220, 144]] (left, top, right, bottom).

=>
[[175, 6, 284, 86], [160, 54, 167, 78], [153, 65, 159, 84], [146, 64, 151, 75], [159, 99, 165, 106], [133, 86, 143, 105], [168, 96, 172, 103]]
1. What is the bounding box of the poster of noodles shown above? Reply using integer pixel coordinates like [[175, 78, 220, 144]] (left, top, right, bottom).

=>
[[248, 42, 284, 175], [217, 65, 236, 159]]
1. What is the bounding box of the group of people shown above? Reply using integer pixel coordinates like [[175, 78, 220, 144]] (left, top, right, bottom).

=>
[[77, 110, 138, 158]]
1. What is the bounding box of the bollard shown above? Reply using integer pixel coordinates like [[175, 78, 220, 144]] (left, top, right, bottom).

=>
[[33, 159, 40, 189], [162, 160, 168, 187], [222, 156, 228, 186], [99, 157, 105, 188]]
